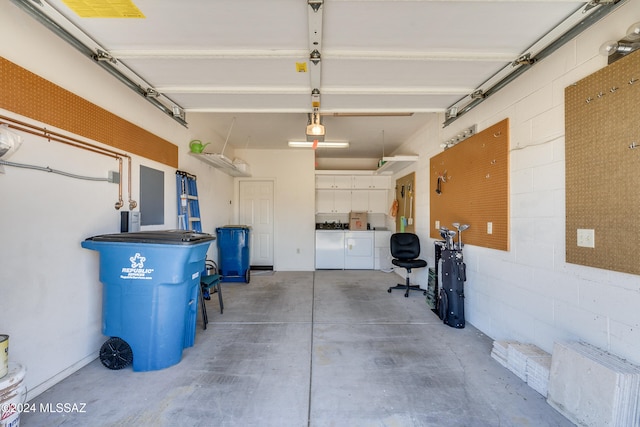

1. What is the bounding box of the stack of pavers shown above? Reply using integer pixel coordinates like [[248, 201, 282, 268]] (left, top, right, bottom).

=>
[[491, 340, 552, 396], [490, 340, 512, 369], [547, 341, 640, 427]]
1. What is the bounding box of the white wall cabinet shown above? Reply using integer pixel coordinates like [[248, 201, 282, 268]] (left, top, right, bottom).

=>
[[316, 175, 352, 189], [316, 189, 351, 213], [368, 190, 388, 213], [315, 173, 390, 214], [352, 175, 390, 189], [350, 190, 388, 213]]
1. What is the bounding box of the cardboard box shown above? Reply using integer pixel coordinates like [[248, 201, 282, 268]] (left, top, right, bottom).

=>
[[349, 211, 368, 230]]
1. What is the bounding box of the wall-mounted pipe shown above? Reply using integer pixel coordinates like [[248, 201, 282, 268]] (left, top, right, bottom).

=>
[[0, 114, 137, 210]]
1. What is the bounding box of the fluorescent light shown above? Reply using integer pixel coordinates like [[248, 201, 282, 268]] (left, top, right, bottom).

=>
[[288, 141, 349, 148]]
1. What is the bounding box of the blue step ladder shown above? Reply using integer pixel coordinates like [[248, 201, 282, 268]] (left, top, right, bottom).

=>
[[176, 170, 202, 232]]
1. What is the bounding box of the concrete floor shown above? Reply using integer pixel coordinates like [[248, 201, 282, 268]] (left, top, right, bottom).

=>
[[21, 270, 572, 427]]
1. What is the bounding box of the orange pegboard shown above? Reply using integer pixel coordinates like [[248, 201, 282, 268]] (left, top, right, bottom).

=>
[[565, 50, 640, 275], [430, 119, 510, 251], [0, 56, 177, 168]]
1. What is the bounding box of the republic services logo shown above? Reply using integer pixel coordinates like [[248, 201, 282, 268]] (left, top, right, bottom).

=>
[[121, 253, 154, 280], [129, 253, 146, 268]]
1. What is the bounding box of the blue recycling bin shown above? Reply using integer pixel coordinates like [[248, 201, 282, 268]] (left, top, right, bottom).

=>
[[81, 230, 215, 372], [216, 226, 251, 283]]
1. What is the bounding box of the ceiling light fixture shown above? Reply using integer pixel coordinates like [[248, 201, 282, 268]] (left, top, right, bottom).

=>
[[289, 141, 348, 148], [306, 108, 325, 142], [440, 124, 477, 150], [324, 112, 414, 117], [599, 21, 640, 64]]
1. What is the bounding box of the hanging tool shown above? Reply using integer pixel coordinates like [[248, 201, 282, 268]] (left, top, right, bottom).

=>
[[407, 183, 413, 225], [390, 198, 398, 217], [435, 170, 447, 194], [400, 184, 407, 232]]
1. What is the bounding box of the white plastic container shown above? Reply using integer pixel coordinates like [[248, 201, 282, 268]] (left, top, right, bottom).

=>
[[0, 363, 26, 427], [0, 336, 7, 379]]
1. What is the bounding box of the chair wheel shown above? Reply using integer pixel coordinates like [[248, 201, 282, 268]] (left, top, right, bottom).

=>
[[387, 288, 392, 293], [99, 337, 132, 370], [404, 293, 409, 298], [423, 291, 427, 295]]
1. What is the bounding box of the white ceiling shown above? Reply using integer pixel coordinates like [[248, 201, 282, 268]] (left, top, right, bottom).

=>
[[23, 0, 590, 162]]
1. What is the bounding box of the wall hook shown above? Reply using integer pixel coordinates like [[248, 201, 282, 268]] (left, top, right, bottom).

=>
[[629, 142, 639, 149], [610, 86, 619, 93], [629, 78, 638, 85], [586, 97, 593, 104], [597, 91, 605, 98]]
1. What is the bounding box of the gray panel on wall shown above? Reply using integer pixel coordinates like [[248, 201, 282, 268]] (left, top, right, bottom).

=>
[[140, 165, 164, 226]]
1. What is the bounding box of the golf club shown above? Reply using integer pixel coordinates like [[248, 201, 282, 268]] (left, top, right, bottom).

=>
[[451, 223, 470, 250]]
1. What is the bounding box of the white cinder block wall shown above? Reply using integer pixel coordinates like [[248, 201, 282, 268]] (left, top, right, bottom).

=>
[[390, 1, 640, 365]]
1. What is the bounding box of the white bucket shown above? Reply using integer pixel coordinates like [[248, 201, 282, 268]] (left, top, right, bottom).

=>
[[0, 363, 26, 427], [0, 336, 7, 379]]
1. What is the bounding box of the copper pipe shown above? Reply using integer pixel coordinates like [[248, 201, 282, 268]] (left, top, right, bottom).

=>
[[0, 114, 137, 210], [115, 157, 124, 210], [128, 157, 137, 210]]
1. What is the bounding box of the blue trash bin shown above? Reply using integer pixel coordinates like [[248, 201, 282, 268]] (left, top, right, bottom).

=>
[[81, 230, 215, 372], [216, 226, 250, 283]]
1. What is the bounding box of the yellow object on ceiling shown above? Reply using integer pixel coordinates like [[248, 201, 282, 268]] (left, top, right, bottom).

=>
[[62, 0, 145, 18], [295, 62, 308, 73]]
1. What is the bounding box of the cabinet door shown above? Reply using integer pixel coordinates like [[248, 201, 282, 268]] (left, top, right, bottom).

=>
[[374, 231, 391, 270], [368, 190, 388, 213], [350, 191, 368, 211], [370, 175, 390, 189], [333, 175, 352, 189], [351, 175, 371, 189], [316, 175, 335, 189], [316, 189, 334, 213], [333, 190, 352, 213]]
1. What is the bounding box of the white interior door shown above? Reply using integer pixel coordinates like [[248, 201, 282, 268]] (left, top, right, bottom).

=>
[[239, 180, 274, 267]]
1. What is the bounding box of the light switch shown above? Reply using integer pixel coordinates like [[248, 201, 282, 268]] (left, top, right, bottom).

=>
[[487, 222, 493, 234], [435, 220, 440, 229], [577, 229, 595, 248]]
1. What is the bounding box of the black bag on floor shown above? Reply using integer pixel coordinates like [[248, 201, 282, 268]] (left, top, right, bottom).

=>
[[437, 248, 466, 329]]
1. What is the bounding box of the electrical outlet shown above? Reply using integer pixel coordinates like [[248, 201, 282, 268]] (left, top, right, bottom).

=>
[[577, 229, 595, 248], [487, 222, 493, 234], [435, 220, 440, 229]]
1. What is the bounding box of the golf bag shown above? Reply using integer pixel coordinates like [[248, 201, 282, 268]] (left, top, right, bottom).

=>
[[438, 248, 466, 329]]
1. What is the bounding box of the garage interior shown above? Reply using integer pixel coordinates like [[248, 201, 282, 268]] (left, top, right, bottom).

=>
[[2, 1, 640, 426]]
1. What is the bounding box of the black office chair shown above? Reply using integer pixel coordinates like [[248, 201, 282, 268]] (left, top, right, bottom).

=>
[[388, 233, 427, 297]]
